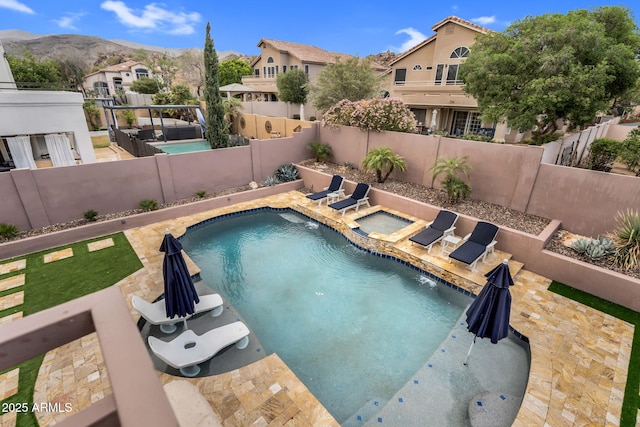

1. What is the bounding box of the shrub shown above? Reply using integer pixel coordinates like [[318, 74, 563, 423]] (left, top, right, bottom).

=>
[[139, 198, 159, 212], [0, 223, 19, 241], [83, 209, 99, 222], [195, 190, 207, 198], [362, 146, 407, 183], [275, 164, 299, 182], [293, 114, 300, 120], [309, 116, 316, 121], [587, 138, 620, 171], [619, 128, 640, 174], [343, 162, 355, 169], [430, 156, 473, 203], [264, 176, 279, 186], [611, 210, 640, 269], [442, 176, 471, 203], [323, 98, 417, 133], [307, 141, 333, 162]]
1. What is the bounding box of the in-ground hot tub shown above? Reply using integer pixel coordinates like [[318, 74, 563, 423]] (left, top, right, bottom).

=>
[[354, 210, 415, 236]]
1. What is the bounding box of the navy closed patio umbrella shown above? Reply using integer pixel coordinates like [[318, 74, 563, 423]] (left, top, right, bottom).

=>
[[160, 229, 199, 332], [463, 259, 514, 365]]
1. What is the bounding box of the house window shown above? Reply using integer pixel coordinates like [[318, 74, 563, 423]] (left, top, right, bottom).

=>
[[283, 65, 287, 73], [451, 111, 481, 135], [254, 68, 260, 76], [275, 65, 279, 74], [267, 67, 275, 77], [446, 64, 459, 84], [426, 66, 433, 70], [113, 78, 123, 91], [291, 65, 298, 71], [93, 81, 109, 96], [394, 68, 407, 85], [413, 65, 422, 71], [267, 57, 274, 63], [134, 68, 148, 79], [434, 64, 444, 85], [263, 66, 266, 77], [450, 47, 470, 59], [304, 65, 309, 74]]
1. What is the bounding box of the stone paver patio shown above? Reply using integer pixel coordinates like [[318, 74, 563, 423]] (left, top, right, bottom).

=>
[[0, 191, 633, 426]]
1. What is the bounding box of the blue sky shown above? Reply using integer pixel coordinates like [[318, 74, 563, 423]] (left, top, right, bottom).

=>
[[1, 1, 639, 56]]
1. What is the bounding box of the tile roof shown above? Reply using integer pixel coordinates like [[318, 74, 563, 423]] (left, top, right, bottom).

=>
[[257, 39, 353, 65], [99, 60, 145, 73], [431, 16, 492, 34]]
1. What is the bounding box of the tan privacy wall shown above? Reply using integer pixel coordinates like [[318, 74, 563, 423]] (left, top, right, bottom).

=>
[[0, 125, 317, 231], [318, 125, 640, 237]]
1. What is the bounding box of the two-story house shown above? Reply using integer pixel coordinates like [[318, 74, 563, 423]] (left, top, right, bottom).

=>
[[242, 39, 382, 102], [384, 16, 502, 138], [83, 60, 151, 97]]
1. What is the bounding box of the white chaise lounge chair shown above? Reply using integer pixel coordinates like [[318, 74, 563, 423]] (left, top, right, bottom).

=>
[[328, 183, 371, 216], [148, 321, 250, 377], [132, 294, 224, 333]]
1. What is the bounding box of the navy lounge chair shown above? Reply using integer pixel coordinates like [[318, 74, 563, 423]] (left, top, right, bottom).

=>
[[328, 183, 371, 216], [409, 210, 459, 253], [448, 221, 499, 271], [306, 175, 345, 207]]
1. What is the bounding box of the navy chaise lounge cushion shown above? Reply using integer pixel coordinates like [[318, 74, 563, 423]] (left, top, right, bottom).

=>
[[449, 221, 499, 264], [409, 228, 443, 246], [409, 210, 458, 247], [328, 183, 369, 211], [306, 175, 343, 201]]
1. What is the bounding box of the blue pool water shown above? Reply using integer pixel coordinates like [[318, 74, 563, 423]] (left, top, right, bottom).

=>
[[180, 210, 472, 423], [156, 140, 211, 154]]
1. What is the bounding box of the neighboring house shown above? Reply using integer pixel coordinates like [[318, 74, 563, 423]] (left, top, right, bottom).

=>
[[0, 42, 96, 170], [83, 60, 151, 97], [383, 16, 510, 140], [242, 39, 386, 102]]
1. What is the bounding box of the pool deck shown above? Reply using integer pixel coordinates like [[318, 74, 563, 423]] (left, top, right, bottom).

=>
[[21, 191, 634, 426]]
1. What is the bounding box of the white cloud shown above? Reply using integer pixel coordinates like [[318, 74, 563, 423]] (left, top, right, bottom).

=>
[[100, 1, 201, 35], [451, 5, 458, 11], [392, 27, 427, 53], [53, 12, 86, 30], [0, 0, 34, 14], [471, 16, 496, 26]]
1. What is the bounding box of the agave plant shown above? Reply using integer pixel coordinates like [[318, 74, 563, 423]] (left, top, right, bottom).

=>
[[264, 176, 280, 186], [611, 210, 640, 269], [275, 164, 299, 182], [571, 238, 591, 254]]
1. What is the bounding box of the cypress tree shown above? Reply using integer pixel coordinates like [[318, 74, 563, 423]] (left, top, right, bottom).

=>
[[204, 23, 228, 149]]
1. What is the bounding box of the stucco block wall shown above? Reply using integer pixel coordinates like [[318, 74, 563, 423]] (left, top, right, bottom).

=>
[[317, 125, 639, 237]]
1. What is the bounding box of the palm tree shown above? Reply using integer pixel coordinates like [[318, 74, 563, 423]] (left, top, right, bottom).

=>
[[430, 156, 472, 203], [222, 96, 242, 133], [362, 147, 407, 183]]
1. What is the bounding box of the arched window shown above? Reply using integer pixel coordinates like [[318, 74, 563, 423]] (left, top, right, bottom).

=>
[[450, 47, 470, 59], [413, 64, 422, 71], [267, 57, 274, 63]]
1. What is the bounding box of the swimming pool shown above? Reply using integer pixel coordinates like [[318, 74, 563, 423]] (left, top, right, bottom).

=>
[[154, 140, 211, 154], [180, 209, 472, 423]]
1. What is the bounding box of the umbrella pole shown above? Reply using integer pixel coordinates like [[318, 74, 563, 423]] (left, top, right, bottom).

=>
[[463, 336, 477, 366], [182, 318, 189, 331]]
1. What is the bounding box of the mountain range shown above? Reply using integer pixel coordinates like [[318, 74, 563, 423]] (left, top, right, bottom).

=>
[[0, 30, 242, 68]]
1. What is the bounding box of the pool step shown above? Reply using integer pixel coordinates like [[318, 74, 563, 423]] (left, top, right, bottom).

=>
[[341, 397, 388, 426]]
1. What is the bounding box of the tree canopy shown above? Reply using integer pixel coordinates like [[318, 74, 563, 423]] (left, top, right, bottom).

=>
[[6, 52, 61, 85], [277, 69, 309, 119], [459, 6, 640, 135], [203, 22, 228, 149], [131, 76, 160, 94], [309, 57, 382, 112], [218, 59, 252, 87]]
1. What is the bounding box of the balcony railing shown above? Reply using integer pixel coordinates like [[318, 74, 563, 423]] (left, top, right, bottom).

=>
[[393, 80, 465, 87], [0, 81, 80, 91]]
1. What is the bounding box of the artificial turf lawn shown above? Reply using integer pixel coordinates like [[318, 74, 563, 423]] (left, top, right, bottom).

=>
[[0, 232, 143, 427], [549, 281, 640, 427]]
